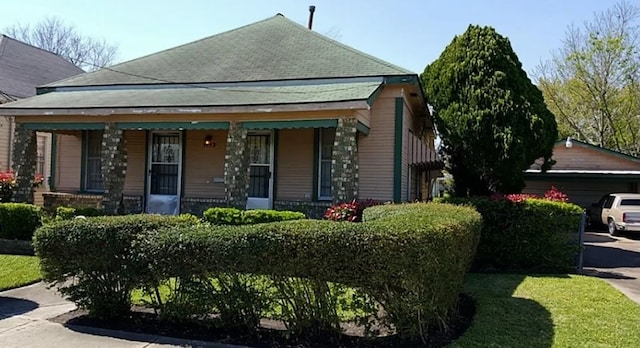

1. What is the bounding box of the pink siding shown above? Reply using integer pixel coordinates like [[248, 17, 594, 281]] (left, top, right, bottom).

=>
[[276, 128, 314, 201]]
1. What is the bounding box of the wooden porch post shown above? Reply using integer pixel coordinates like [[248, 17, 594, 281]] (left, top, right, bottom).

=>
[[11, 124, 37, 203], [101, 123, 127, 214], [224, 121, 250, 208], [331, 117, 359, 204]]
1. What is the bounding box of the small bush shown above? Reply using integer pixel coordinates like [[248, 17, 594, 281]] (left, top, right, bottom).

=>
[[203, 207, 305, 225], [324, 199, 383, 222], [0, 171, 44, 203], [55, 206, 107, 221], [440, 196, 583, 272], [0, 203, 42, 240]]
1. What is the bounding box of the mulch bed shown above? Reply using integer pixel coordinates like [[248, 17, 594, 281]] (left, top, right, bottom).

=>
[[50, 294, 475, 347]]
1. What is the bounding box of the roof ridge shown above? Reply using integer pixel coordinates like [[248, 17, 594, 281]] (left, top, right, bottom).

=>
[[276, 15, 414, 75]]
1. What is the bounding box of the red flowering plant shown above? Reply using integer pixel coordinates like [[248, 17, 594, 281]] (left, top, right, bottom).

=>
[[0, 171, 44, 202], [491, 186, 569, 203], [324, 199, 383, 222]]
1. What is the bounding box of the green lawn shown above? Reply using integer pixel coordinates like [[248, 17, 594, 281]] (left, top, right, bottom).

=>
[[453, 273, 640, 347], [0, 254, 41, 291]]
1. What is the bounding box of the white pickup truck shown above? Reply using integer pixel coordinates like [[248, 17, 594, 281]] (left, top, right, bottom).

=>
[[590, 193, 640, 236]]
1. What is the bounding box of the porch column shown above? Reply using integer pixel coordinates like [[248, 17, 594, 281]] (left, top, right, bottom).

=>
[[331, 117, 359, 204], [224, 121, 250, 208], [101, 123, 127, 214], [11, 124, 37, 203]]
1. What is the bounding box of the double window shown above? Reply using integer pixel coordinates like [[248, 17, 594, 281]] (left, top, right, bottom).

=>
[[317, 128, 335, 200], [83, 130, 104, 192]]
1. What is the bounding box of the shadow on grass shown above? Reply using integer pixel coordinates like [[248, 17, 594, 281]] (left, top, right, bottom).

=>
[[0, 297, 38, 318], [454, 273, 554, 348]]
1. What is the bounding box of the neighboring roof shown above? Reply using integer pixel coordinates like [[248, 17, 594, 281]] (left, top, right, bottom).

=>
[[526, 170, 640, 175], [0, 35, 83, 99], [559, 138, 640, 163], [1, 80, 381, 110], [45, 14, 413, 88]]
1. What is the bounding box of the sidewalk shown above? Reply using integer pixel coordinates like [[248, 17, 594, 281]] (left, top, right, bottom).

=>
[[0, 282, 244, 348]]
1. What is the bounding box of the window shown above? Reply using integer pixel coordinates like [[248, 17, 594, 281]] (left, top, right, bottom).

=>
[[83, 130, 104, 191], [36, 135, 46, 178], [620, 199, 640, 206], [317, 128, 335, 200], [604, 196, 615, 209]]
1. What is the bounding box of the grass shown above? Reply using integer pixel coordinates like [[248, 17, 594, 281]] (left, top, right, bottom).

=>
[[0, 254, 41, 291], [453, 273, 640, 347]]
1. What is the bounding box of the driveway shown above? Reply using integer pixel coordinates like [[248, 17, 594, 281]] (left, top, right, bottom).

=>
[[582, 230, 640, 304]]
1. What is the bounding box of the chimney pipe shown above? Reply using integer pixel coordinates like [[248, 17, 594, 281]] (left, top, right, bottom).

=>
[[308, 5, 316, 30]]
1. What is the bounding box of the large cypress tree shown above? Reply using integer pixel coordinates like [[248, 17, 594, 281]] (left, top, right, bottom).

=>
[[421, 25, 557, 196]]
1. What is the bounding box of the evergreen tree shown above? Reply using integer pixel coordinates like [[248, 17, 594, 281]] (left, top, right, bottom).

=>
[[421, 25, 557, 196]]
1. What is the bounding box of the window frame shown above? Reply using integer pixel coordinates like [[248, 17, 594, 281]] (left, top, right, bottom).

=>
[[317, 128, 335, 201], [82, 130, 104, 193]]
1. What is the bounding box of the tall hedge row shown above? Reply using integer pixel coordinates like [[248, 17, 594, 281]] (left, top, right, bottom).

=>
[[34, 203, 481, 342], [440, 197, 583, 272]]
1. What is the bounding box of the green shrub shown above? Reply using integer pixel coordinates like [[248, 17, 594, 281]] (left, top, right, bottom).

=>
[[440, 196, 583, 272], [33, 214, 200, 319], [203, 207, 244, 225], [55, 206, 76, 220], [0, 203, 42, 240], [202, 207, 305, 225], [34, 203, 481, 342]]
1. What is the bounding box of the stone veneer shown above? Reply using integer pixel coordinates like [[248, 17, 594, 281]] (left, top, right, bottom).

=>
[[101, 123, 127, 214], [11, 125, 37, 203], [331, 117, 359, 204], [223, 121, 250, 208]]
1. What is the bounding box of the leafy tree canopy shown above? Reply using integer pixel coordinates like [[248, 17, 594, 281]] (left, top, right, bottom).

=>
[[421, 25, 557, 196]]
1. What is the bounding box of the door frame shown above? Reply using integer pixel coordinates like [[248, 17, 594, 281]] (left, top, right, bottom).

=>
[[145, 130, 183, 214], [246, 131, 274, 209]]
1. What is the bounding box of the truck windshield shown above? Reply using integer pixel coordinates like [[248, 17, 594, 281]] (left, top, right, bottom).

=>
[[620, 199, 640, 206]]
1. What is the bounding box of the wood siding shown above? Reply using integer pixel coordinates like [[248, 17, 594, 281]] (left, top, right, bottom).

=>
[[549, 143, 640, 170], [0, 116, 12, 171], [183, 130, 227, 198], [524, 178, 638, 208], [123, 131, 145, 195], [276, 128, 314, 201], [55, 133, 81, 192], [358, 87, 399, 201]]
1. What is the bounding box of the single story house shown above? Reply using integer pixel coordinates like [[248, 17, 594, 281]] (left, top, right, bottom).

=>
[[524, 137, 640, 208], [0, 14, 441, 217], [0, 34, 83, 202]]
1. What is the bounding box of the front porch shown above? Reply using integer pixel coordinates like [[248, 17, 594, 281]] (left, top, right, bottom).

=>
[[13, 118, 364, 218]]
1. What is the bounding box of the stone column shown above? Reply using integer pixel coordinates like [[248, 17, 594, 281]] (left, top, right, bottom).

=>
[[224, 121, 250, 209], [331, 117, 359, 204], [11, 124, 37, 203], [101, 123, 127, 215]]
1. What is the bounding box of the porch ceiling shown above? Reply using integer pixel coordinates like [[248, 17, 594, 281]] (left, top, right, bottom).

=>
[[0, 81, 381, 113]]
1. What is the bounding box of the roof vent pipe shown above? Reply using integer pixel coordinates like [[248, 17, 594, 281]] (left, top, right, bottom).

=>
[[308, 5, 316, 30]]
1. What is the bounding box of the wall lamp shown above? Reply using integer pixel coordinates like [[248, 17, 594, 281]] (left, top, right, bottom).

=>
[[204, 135, 215, 148]]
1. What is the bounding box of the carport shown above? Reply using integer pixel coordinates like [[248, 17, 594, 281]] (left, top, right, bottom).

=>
[[524, 138, 640, 208]]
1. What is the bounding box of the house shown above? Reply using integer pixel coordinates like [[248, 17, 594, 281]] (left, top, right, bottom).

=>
[[0, 14, 441, 217], [523, 137, 640, 208], [0, 34, 84, 202]]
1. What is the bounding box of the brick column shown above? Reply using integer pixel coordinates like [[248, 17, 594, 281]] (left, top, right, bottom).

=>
[[101, 123, 127, 215], [331, 117, 359, 204], [224, 121, 250, 209], [11, 124, 37, 203]]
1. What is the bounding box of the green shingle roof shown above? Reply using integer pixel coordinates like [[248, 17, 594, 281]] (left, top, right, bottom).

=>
[[2, 81, 381, 109], [46, 14, 413, 88]]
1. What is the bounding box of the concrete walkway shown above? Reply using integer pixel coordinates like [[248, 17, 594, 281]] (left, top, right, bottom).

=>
[[0, 282, 243, 348], [583, 231, 640, 305]]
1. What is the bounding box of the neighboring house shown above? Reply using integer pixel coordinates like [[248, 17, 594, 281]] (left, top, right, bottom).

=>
[[524, 138, 640, 208], [0, 34, 84, 203], [0, 14, 441, 217]]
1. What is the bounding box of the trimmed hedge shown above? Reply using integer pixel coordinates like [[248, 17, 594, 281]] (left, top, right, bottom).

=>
[[0, 203, 42, 240], [34, 203, 481, 342], [440, 197, 584, 272], [55, 206, 105, 220], [203, 207, 305, 225]]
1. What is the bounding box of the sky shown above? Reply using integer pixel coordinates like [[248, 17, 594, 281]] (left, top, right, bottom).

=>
[[0, 0, 619, 78]]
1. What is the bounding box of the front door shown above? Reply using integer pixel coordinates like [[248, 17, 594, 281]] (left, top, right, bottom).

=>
[[146, 132, 182, 215], [246, 133, 273, 210]]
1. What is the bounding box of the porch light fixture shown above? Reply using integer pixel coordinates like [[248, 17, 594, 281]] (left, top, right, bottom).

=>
[[204, 135, 215, 148]]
